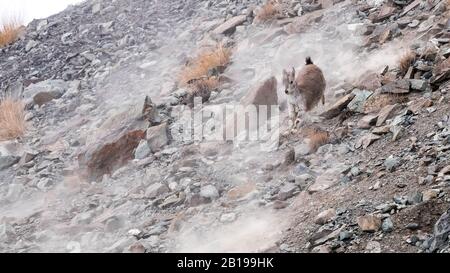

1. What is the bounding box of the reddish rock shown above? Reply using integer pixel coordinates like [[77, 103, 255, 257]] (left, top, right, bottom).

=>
[[370, 5, 397, 23], [78, 119, 148, 180]]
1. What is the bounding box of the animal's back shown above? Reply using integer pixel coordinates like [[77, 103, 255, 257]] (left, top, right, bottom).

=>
[[296, 63, 326, 111]]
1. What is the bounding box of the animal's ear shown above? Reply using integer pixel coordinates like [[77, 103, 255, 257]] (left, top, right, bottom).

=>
[[291, 67, 296, 78], [282, 69, 288, 82]]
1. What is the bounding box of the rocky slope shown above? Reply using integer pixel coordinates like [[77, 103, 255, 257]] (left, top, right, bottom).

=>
[[1, 0, 450, 253]]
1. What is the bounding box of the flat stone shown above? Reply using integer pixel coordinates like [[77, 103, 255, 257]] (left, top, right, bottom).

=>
[[348, 89, 373, 113], [314, 208, 336, 225], [371, 5, 397, 23], [357, 114, 378, 129], [278, 183, 298, 201], [321, 93, 355, 119], [355, 133, 381, 149], [372, 125, 391, 135], [308, 169, 340, 193], [376, 104, 399, 126], [213, 15, 247, 35], [409, 79, 427, 91], [380, 79, 410, 94]]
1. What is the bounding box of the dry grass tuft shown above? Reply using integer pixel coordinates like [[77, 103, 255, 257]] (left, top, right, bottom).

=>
[[398, 50, 416, 76], [0, 17, 24, 48], [0, 96, 27, 140], [254, 1, 281, 23], [179, 44, 232, 103], [179, 44, 231, 87], [306, 128, 330, 152]]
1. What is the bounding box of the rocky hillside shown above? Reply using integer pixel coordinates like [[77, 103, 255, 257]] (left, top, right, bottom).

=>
[[1, 0, 450, 253]]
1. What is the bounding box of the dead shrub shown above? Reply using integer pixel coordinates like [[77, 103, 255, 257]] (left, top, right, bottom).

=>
[[0, 17, 24, 48], [179, 44, 231, 87], [0, 96, 27, 140], [305, 128, 330, 152], [254, 1, 281, 23], [398, 50, 416, 76]]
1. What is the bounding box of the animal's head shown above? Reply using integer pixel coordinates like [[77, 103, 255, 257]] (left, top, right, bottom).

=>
[[282, 67, 297, 95]]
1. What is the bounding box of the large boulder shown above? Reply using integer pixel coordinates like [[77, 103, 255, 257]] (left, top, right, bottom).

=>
[[240, 76, 278, 108], [146, 123, 169, 152], [78, 119, 148, 180]]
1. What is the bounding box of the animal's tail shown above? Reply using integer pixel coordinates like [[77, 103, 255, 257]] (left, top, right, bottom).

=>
[[305, 56, 313, 65]]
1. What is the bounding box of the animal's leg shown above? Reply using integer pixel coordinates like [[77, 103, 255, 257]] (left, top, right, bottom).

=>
[[322, 94, 325, 105], [288, 103, 296, 129], [294, 109, 302, 129]]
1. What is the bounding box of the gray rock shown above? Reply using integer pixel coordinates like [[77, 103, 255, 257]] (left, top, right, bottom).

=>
[[220, 213, 237, 223], [145, 183, 169, 199], [25, 40, 38, 52], [278, 183, 298, 201], [146, 123, 169, 152], [384, 155, 400, 172], [347, 89, 373, 113], [36, 19, 48, 32], [134, 140, 151, 159], [409, 79, 427, 91], [200, 185, 219, 199], [382, 217, 394, 232], [429, 209, 450, 252], [314, 208, 336, 225], [407, 192, 423, 205], [339, 231, 353, 241], [0, 155, 20, 171]]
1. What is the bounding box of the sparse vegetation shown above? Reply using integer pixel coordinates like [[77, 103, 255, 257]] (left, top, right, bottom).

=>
[[364, 93, 408, 113], [398, 50, 416, 76], [306, 128, 330, 152], [0, 96, 27, 140], [0, 17, 24, 48], [254, 1, 281, 23], [179, 44, 232, 96]]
